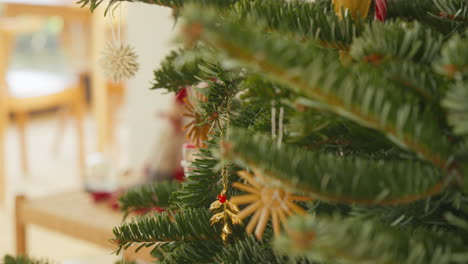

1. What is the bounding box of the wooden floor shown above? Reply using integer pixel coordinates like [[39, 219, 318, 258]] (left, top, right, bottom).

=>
[[0, 112, 127, 263]]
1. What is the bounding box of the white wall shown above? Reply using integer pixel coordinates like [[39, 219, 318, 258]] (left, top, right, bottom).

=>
[[126, 4, 177, 172]]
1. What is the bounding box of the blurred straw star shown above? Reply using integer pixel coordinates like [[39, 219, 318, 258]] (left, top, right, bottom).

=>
[[183, 86, 218, 148]]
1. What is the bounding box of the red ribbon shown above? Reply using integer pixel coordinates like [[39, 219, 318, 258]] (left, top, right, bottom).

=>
[[375, 0, 388, 22]]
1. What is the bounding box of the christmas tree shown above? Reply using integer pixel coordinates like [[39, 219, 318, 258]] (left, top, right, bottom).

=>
[[78, 0, 468, 263]]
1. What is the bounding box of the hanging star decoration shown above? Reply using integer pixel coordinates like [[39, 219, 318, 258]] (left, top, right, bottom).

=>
[[99, 42, 139, 82], [183, 86, 218, 148], [230, 168, 312, 240]]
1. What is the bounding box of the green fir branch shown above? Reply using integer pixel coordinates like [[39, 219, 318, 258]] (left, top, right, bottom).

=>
[[378, 61, 446, 103], [172, 132, 240, 208], [195, 74, 242, 124], [445, 212, 468, 232], [214, 236, 314, 264], [351, 191, 463, 228], [234, 0, 365, 50], [119, 181, 180, 217], [287, 107, 399, 154], [181, 7, 452, 167], [159, 240, 223, 264], [459, 156, 468, 194], [226, 129, 448, 206], [152, 49, 204, 93], [442, 80, 468, 136], [350, 20, 443, 65], [232, 75, 293, 133], [2, 256, 50, 264], [433, 0, 468, 24], [388, 0, 436, 21], [274, 214, 466, 264], [387, 0, 454, 33], [435, 34, 468, 78], [171, 138, 222, 209], [76, 0, 236, 13], [113, 208, 219, 254], [152, 48, 242, 96]]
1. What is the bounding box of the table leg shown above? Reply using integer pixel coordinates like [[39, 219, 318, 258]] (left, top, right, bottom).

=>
[[0, 112, 5, 205], [15, 195, 27, 255], [73, 86, 86, 180], [0, 92, 6, 204], [0, 30, 12, 205]]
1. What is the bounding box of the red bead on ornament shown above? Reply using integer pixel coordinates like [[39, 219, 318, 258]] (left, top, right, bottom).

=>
[[217, 194, 227, 203]]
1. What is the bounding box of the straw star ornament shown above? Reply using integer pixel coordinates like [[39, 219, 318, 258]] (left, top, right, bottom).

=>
[[183, 88, 217, 148], [98, 3, 139, 82], [100, 42, 139, 82], [230, 169, 312, 239]]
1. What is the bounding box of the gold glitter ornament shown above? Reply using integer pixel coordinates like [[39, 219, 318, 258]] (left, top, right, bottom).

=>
[[99, 42, 139, 82], [230, 169, 313, 240]]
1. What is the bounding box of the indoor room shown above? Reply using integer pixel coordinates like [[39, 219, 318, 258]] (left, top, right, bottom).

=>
[[1, 0, 468, 263]]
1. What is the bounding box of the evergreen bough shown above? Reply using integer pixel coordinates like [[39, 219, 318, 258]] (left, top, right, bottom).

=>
[[75, 0, 468, 263]]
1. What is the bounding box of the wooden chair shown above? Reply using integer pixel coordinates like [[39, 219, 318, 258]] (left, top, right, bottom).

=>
[[0, 18, 85, 177]]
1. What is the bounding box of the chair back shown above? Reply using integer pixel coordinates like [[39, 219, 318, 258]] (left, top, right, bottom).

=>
[[0, 18, 43, 100]]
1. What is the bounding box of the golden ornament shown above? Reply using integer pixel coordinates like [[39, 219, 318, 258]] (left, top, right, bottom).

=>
[[209, 191, 242, 244], [183, 87, 217, 148], [332, 0, 372, 20], [208, 96, 235, 243], [230, 169, 313, 240]]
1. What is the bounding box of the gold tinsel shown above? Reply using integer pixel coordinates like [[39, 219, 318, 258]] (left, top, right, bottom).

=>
[[230, 169, 313, 240]]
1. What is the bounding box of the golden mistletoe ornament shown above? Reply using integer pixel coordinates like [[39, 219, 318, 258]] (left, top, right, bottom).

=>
[[230, 169, 312, 240], [209, 191, 242, 243]]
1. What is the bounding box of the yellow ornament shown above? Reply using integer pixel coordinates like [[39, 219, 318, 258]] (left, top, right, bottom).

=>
[[230, 169, 313, 240], [332, 0, 372, 19], [209, 191, 242, 244]]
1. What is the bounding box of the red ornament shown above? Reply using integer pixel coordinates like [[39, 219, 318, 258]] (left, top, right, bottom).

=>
[[175, 87, 188, 104], [173, 166, 186, 182], [375, 0, 388, 22], [217, 194, 227, 203], [90, 191, 113, 202]]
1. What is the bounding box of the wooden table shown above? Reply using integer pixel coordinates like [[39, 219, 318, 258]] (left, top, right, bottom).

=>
[[15, 192, 152, 261], [0, 0, 111, 204]]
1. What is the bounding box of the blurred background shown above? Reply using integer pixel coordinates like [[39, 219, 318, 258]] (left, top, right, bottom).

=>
[[0, 1, 179, 262]]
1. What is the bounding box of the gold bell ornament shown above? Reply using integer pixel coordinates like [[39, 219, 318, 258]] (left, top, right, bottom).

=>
[[332, 0, 372, 20]]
